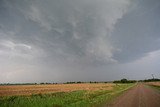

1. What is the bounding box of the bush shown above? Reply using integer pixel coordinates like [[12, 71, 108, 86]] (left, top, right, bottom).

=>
[[143, 78, 160, 82], [113, 79, 136, 83]]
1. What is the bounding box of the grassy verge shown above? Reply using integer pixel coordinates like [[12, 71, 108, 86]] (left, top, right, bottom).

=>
[[147, 84, 160, 91], [0, 83, 135, 107], [98, 83, 136, 107]]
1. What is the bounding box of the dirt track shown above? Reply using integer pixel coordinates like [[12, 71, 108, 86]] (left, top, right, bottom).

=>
[[107, 83, 160, 107]]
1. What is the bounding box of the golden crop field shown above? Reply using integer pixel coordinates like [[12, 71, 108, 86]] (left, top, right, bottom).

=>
[[0, 83, 115, 96], [147, 82, 160, 86]]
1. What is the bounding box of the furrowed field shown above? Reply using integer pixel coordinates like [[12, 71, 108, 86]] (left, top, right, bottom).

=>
[[0, 83, 135, 107]]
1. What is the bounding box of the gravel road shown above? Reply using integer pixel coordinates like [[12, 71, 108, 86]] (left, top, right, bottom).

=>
[[107, 83, 160, 107]]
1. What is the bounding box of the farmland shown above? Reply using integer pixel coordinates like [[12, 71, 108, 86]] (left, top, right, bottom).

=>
[[0, 83, 135, 107], [146, 82, 160, 86], [0, 83, 115, 96], [146, 82, 160, 90]]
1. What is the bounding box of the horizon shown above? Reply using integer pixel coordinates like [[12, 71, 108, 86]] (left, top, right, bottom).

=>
[[0, 76, 158, 84], [0, 0, 160, 83]]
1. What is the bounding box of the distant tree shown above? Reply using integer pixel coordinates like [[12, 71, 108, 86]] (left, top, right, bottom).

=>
[[77, 81, 82, 84], [143, 78, 160, 82], [113, 78, 136, 83], [121, 78, 128, 83]]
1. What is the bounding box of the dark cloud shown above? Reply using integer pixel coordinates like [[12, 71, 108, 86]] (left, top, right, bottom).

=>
[[112, 0, 160, 62], [0, 0, 160, 83]]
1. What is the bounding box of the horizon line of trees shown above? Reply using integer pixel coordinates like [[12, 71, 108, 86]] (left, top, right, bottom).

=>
[[113, 78, 137, 83], [139, 78, 160, 82], [0, 81, 109, 85], [1, 78, 160, 85]]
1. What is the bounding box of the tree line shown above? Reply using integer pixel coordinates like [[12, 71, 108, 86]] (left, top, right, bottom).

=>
[[113, 78, 137, 83]]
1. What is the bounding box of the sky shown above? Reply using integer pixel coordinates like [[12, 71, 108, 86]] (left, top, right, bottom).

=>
[[0, 0, 160, 83]]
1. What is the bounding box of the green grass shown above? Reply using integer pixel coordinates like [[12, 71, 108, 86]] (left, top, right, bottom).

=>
[[0, 83, 135, 107], [148, 84, 160, 91]]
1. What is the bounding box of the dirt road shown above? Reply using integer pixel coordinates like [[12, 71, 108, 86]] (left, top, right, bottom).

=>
[[107, 84, 160, 107]]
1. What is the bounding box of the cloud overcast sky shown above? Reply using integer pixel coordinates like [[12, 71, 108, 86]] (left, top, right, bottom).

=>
[[0, 0, 160, 83]]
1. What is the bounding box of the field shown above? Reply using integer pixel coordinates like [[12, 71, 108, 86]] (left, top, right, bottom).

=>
[[0, 83, 135, 107], [0, 83, 114, 96], [146, 82, 160, 86], [146, 82, 160, 90]]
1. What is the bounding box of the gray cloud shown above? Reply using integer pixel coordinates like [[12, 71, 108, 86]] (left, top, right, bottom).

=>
[[112, 0, 160, 62], [0, 0, 160, 83]]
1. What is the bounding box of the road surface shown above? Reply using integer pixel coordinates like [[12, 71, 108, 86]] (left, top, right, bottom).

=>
[[107, 84, 160, 107]]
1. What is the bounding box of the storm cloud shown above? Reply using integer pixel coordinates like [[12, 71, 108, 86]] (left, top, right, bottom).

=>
[[0, 0, 160, 83]]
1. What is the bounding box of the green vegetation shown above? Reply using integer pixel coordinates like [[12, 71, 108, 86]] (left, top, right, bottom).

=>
[[0, 84, 135, 107], [143, 78, 160, 82], [113, 78, 137, 83], [64, 81, 108, 84]]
